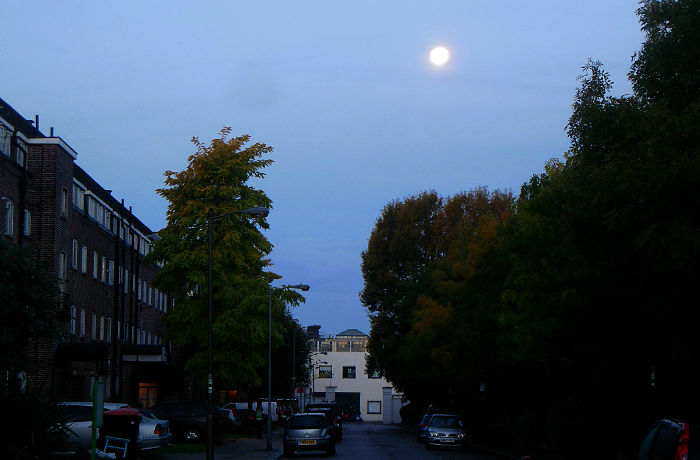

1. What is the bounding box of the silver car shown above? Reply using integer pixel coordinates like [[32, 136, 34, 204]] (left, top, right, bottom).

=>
[[137, 409, 172, 451], [424, 413, 467, 450], [283, 413, 335, 457]]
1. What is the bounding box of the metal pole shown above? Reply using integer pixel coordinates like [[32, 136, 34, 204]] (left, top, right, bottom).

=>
[[207, 219, 213, 460], [267, 286, 272, 450], [292, 328, 296, 405]]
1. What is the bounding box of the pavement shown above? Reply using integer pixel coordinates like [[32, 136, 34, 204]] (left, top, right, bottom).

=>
[[143, 428, 284, 460]]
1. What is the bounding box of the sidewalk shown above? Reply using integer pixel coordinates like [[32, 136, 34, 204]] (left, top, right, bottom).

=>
[[144, 429, 283, 460]]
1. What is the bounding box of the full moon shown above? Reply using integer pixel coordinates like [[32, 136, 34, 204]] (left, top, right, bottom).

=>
[[430, 46, 450, 66]]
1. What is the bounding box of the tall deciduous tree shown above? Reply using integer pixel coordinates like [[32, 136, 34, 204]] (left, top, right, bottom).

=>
[[0, 239, 58, 390], [150, 128, 304, 392]]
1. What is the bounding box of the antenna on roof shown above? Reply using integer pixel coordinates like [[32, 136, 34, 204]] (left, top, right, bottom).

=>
[[35, 115, 39, 131]]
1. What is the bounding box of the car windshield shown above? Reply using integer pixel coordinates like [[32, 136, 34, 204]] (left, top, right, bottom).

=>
[[430, 416, 463, 428], [288, 415, 326, 429]]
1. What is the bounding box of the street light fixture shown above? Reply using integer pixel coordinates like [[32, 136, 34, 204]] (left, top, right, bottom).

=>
[[207, 206, 269, 460], [267, 283, 310, 450]]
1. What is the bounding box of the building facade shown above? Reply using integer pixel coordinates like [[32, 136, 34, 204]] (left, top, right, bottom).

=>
[[305, 327, 405, 423], [1, 96, 175, 406]]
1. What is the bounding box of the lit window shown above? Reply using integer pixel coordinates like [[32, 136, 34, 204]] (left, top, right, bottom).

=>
[[318, 365, 332, 379]]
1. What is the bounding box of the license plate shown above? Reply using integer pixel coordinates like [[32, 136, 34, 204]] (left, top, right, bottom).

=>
[[298, 440, 317, 445], [441, 439, 454, 443]]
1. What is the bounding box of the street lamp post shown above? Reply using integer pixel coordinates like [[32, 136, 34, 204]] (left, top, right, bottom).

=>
[[267, 283, 309, 450], [207, 207, 269, 460]]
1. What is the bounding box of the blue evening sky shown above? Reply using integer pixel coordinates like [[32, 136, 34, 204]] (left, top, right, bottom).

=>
[[2, 1, 643, 336]]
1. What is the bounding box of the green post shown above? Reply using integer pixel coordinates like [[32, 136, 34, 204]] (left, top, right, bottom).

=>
[[91, 380, 106, 460]]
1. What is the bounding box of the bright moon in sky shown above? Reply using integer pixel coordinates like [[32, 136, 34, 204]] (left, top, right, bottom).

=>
[[430, 46, 450, 66]]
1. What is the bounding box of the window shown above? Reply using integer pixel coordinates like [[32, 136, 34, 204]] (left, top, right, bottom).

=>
[[61, 188, 69, 217], [93, 252, 98, 278], [342, 366, 356, 379], [15, 139, 27, 167], [106, 317, 112, 342], [367, 401, 381, 414], [59, 253, 67, 292], [0, 123, 10, 156], [369, 370, 381, 379], [72, 184, 85, 212], [70, 306, 77, 334], [23, 210, 31, 236], [318, 365, 332, 379], [124, 269, 129, 293], [4, 200, 14, 236], [81, 245, 88, 273], [107, 260, 114, 285], [92, 313, 97, 339], [117, 320, 121, 340], [72, 240, 79, 269], [100, 316, 105, 340], [100, 256, 107, 283], [336, 340, 350, 352], [79, 309, 86, 336], [351, 341, 366, 352]]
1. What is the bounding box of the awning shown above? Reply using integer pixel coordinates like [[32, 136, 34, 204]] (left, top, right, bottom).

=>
[[54, 343, 109, 367], [122, 344, 167, 363]]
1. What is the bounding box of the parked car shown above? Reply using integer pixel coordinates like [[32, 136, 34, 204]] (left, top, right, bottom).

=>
[[137, 409, 172, 451], [305, 403, 342, 441], [417, 413, 433, 442], [424, 413, 467, 450], [283, 413, 335, 457], [57, 402, 129, 454], [637, 419, 698, 460], [149, 400, 224, 443]]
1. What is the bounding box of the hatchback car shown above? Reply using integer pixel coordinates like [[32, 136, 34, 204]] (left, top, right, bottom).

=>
[[637, 419, 699, 460], [283, 413, 335, 457], [424, 413, 467, 450]]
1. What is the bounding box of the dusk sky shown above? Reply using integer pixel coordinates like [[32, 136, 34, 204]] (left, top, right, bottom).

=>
[[2, 1, 644, 336]]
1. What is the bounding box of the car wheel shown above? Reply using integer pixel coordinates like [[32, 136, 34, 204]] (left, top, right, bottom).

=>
[[185, 426, 202, 442], [326, 441, 336, 456], [283, 447, 294, 457]]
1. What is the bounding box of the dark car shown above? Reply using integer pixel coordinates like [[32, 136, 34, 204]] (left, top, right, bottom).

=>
[[149, 400, 224, 443], [283, 413, 335, 457], [305, 403, 342, 441], [417, 413, 433, 442], [638, 419, 698, 460]]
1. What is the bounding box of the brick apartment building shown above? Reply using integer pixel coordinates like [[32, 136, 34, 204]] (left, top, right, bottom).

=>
[[1, 96, 178, 407]]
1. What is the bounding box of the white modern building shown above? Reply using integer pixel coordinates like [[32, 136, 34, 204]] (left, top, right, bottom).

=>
[[303, 327, 405, 423]]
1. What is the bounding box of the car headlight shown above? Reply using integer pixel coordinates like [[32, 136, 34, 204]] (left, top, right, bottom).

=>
[[457, 433, 465, 438], [430, 432, 438, 437]]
